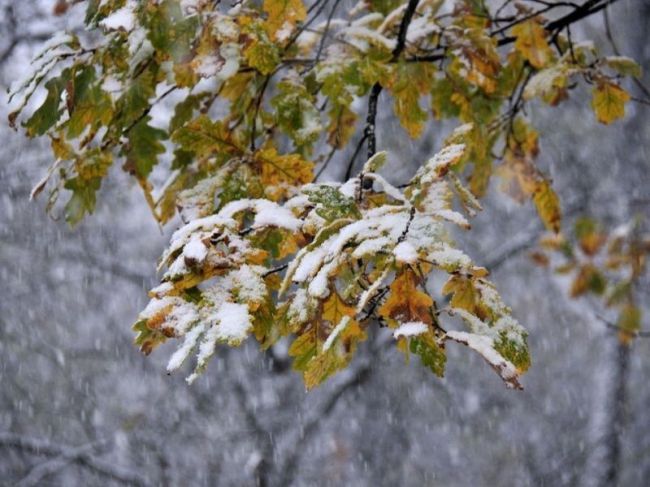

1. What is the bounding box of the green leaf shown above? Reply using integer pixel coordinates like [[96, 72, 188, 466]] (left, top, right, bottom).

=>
[[431, 76, 460, 120], [288, 329, 318, 371], [170, 93, 204, 133], [125, 117, 167, 178], [410, 334, 446, 377], [133, 320, 168, 356], [494, 331, 530, 373], [66, 66, 113, 139], [604, 56, 642, 78], [303, 186, 362, 222], [114, 64, 159, 130], [145, 0, 198, 63], [617, 304, 641, 344], [243, 25, 280, 75], [24, 73, 69, 136], [63, 176, 101, 225], [271, 75, 322, 148]]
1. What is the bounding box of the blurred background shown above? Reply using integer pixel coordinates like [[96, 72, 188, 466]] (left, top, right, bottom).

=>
[[1, 1, 649, 486]]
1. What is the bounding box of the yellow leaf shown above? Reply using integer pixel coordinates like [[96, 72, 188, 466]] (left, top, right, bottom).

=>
[[221, 72, 255, 102], [508, 118, 539, 157], [442, 275, 477, 314], [512, 19, 553, 69], [292, 290, 366, 389], [322, 291, 355, 325], [617, 304, 641, 345], [388, 63, 430, 139], [243, 39, 280, 75], [255, 147, 314, 200], [303, 349, 344, 389], [570, 264, 605, 297], [459, 28, 500, 93], [575, 217, 606, 256], [524, 64, 572, 104], [379, 269, 433, 325], [288, 327, 317, 369], [497, 120, 560, 233], [592, 82, 630, 124], [263, 0, 306, 40], [532, 180, 561, 233], [327, 105, 357, 149], [322, 292, 366, 346], [498, 156, 537, 200]]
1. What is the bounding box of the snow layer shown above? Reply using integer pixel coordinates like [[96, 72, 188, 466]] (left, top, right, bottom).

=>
[[100, 1, 136, 31], [393, 241, 418, 264], [393, 322, 428, 339]]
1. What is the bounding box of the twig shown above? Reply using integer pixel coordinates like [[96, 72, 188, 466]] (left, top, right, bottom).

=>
[[262, 263, 288, 278], [407, 0, 623, 63], [314, 144, 338, 181], [313, 0, 343, 66], [596, 315, 650, 338], [277, 343, 383, 486], [250, 75, 271, 151], [364, 0, 421, 160], [343, 133, 367, 181], [232, 382, 274, 487], [363, 82, 383, 160], [603, 5, 650, 99]]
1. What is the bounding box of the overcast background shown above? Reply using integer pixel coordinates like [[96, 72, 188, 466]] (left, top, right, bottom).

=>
[[1, 1, 649, 486]]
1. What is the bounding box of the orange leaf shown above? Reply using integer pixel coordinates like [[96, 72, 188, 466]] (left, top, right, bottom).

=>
[[379, 269, 433, 325]]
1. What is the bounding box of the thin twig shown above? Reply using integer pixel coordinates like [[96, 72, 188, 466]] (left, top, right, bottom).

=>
[[313, 0, 343, 66], [603, 5, 650, 99], [262, 263, 288, 278], [250, 75, 271, 151], [343, 133, 367, 181], [596, 315, 650, 338]]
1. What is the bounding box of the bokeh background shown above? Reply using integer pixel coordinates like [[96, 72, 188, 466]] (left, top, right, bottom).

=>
[[1, 1, 649, 486]]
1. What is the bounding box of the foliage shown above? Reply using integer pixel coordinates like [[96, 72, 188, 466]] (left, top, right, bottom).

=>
[[9, 0, 643, 388], [534, 218, 650, 345]]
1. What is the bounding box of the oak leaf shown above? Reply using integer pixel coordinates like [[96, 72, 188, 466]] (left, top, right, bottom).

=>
[[512, 19, 553, 69], [592, 82, 630, 124]]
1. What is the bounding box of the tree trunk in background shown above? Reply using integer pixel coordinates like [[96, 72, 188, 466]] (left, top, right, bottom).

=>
[[584, 1, 649, 485], [602, 340, 630, 486]]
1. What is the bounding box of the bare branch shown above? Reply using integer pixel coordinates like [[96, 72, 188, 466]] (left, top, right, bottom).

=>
[[16, 440, 107, 487], [0, 432, 151, 486]]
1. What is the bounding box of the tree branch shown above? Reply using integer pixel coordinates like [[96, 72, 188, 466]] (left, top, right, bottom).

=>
[[360, 0, 420, 188], [407, 0, 622, 63], [278, 358, 373, 486], [278, 333, 392, 486], [232, 382, 274, 487], [16, 440, 107, 487], [0, 432, 151, 486]]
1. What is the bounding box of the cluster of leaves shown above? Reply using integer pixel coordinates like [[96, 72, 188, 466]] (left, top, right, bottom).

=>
[[134, 138, 530, 388], [8, 0, 642, 387], [533, 218, 650, 345], [9, 0, 641, 226]]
